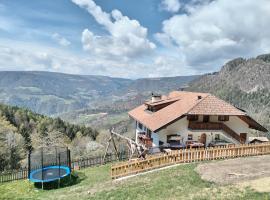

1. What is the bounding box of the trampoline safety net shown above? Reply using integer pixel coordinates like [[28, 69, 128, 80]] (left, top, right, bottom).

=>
[[28, 146, 71, 182]]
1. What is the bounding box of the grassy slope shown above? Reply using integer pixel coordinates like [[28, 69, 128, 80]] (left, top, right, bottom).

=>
[[0, 163, 268, 200]]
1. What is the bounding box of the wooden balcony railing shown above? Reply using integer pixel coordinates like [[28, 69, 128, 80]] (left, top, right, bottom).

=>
[[188, 122, 241, 143], [137, 133, 153, 148]]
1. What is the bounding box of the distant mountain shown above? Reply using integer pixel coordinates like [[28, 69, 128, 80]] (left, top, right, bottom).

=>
[[189, 54, 270, 93], [188, 53, 270, 133], [127, 76, 198, 92], [0, 71, 198, 115]]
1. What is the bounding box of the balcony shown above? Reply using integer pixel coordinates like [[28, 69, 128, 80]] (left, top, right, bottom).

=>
[[137, 132, 153, 148], [188, 121, 241, 143]]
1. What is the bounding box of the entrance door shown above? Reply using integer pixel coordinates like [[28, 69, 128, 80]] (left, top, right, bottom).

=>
[[200, 133, 207, 145], [240, 133, 247, 144]]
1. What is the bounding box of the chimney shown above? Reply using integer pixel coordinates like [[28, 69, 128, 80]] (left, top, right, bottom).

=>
[[151, 93, 161, 103], [197, 95, 202, 100]]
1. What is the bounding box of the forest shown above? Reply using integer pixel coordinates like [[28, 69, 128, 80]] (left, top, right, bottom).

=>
[[0, 104, 99, 171]]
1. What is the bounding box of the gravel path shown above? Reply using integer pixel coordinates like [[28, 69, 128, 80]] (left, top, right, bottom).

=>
[[196, 155, 270, 185]]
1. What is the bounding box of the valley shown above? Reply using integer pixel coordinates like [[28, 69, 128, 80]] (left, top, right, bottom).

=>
[[60, 54, 270, 142], [0, 53, 270, 173], [0, 71, 198, 115]]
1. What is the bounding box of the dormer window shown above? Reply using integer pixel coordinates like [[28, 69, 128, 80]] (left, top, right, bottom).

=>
[[147, 105, 154, 112]]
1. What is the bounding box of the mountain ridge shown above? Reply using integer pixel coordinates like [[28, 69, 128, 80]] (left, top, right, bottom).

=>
[[188, 53, 270, 133], [0, 71, 198, 115]]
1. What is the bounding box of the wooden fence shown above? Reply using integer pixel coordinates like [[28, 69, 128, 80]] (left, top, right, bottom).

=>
[[0, 151, 128, 183], [111, 142, 270, 179], [0, 167, 28, 183]]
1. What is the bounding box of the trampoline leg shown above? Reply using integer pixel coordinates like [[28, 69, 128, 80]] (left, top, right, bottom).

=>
[[58, 178, 60, 188]]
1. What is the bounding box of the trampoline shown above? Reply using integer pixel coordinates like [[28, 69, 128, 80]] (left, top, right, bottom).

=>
[[29, 166, 71, 183], [28, 146, 71, 188]]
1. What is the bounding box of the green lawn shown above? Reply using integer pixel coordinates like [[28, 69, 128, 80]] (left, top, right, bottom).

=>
[[0, 164, 269, 200]]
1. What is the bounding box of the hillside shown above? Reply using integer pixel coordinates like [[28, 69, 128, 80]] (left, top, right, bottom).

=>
[[1, 162, 268, 199], [0, 71, 198, 115], [188, 53, 270, 133], [0, 104, 99, 171]]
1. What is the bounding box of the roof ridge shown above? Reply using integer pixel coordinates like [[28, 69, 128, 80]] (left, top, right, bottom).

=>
[[186, 94, 211, 114]]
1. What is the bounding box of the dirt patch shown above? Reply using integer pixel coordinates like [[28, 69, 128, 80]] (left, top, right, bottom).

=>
[[196, 155, 270, 185]]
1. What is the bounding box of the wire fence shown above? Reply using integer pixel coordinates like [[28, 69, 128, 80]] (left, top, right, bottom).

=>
[[0, 151, 128, 183]]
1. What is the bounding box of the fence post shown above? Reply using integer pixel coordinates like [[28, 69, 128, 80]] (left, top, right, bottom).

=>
[[28, 150, 31, 179]]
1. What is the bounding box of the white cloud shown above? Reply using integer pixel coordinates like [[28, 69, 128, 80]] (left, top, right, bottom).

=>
[[0, 39, 196, 78], [72, 0, 156, 59], [161, 0, 181, 13], [4, 0, 270, 78], [52, 33, 71, 47], [157, 0, 270, 71], [150, 55, 196, 77]]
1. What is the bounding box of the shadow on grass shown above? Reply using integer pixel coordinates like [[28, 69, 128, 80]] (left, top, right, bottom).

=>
[[34, 171, 86, 190]]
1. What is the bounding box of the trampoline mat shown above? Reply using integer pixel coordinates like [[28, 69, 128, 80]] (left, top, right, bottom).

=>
[[30, 166, 70, 182]]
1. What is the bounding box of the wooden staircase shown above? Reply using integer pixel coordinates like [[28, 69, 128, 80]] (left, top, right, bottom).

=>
[[188, 122, 241, 143]]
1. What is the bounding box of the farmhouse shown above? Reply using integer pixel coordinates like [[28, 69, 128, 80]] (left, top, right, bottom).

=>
[[128, 91, 268, 148]]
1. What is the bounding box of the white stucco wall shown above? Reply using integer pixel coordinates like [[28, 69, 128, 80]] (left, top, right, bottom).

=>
[[137, 115, 253, 147], [134, 115, 252, 147], [151, 132, 159, 147], [158, 117, 188, 144], [224, 116, 250, 134], [157, 117, 229, 146]]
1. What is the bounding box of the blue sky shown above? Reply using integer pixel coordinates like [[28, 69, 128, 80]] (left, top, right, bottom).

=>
[[0, 0, 270, 78]]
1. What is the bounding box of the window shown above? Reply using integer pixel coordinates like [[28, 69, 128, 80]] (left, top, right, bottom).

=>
[[218, 115, 229, 121], [146, 129, 152, 138], [167, 134, 176, 143], [187, 115, 198, 121], [203, 115, 209, 122], [167, 134, 181, 143], [138, 122, 143, 129], [215, 134, 220, 141], [188, 134, 193, 140], [159, 141, 164, 146], [147, 105, 154, 112]]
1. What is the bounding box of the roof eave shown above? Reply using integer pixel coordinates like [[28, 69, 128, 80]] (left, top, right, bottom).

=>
[[128, 114, 155, 132]]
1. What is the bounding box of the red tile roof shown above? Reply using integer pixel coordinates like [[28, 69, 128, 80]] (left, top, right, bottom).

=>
[[128, 91, 208, 131], [188, 95, 245, 115], [128, 91, 267, 132]]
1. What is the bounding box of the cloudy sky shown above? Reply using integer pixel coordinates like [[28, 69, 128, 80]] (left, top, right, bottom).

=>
[[0, 0, 270, 78]]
